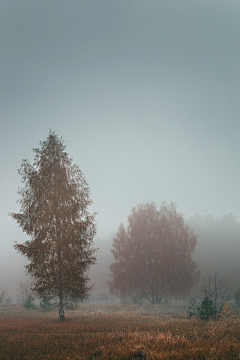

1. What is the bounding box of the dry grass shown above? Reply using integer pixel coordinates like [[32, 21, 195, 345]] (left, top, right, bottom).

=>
[[0, 303, 240, 359]]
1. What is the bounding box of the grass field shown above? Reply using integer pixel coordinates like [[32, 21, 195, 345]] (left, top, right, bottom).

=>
[[0, 303, 240, 359]]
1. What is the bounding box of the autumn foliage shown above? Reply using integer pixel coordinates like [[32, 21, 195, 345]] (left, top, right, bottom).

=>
[[11, 131, 97, 320], [109, 202, 199, 303]]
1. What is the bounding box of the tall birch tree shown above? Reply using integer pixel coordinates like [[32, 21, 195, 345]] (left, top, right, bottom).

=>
[[11, 131, 97, 320]]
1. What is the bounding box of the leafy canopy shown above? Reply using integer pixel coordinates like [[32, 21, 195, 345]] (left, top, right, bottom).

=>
[[109, 202, 199, 304], [11, 131, 97, 307]]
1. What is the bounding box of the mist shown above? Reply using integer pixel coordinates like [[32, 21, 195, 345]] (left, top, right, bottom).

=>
[[87, 212, 240, 298], [1, 1, 240, 300]]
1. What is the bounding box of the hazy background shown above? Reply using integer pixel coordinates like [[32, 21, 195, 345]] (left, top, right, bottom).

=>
[[1, 0, 240, 297]]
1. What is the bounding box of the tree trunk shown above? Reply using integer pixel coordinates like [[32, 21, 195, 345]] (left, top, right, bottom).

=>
[[59, 304, 65, 321], [58, 276, 65, 321]]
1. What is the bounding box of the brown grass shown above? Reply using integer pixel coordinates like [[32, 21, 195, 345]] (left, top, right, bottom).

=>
[[0, 303, 240, 359]]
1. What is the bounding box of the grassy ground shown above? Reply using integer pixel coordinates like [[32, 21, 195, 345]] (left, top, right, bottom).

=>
[[0, 303, 239, 359]]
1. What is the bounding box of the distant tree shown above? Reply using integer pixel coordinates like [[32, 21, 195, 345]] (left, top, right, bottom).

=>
[[197, 270, 233, 319], [17, 280, 36, 310], [11, 131, 97, 320], [0, 286, 12, 305], [187, 270, 234, 320], [108, 202, 199, 304]]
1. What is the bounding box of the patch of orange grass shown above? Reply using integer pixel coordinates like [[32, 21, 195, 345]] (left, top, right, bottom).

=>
[[0, 304, 239, 359]]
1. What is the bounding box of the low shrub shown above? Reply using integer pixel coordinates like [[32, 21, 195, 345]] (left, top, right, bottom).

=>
[[23, 295, 36, 310], [187, 295, 217, 320]]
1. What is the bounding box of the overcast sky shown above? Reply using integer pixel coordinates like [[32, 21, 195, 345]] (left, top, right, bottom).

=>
[[1, 1, 240, 289]]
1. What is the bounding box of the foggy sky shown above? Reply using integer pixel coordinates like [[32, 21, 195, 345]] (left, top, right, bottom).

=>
[[1, 1, 240, 293]]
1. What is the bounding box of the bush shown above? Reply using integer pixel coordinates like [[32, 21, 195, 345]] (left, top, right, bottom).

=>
[[23, 295, 36, 310], [197, 270, 232, 319], [197, 296, 217, 320], [187, 296, 217, 321], [219, 302, 236, 319], [17, 280, 35, 309]]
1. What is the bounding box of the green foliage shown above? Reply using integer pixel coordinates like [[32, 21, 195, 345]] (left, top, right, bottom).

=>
[[187, 296, 217, 321], [23, 295, 36, 310], [17, 280, 36, 310], [234, 287, 240, 307], [197, 296, 217, 320], [186, 300, 197, 318], [40, 296, 54, 312], [197, 270, 233, 320]]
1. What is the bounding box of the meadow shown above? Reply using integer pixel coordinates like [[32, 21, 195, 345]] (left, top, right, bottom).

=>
[[0, 303, 239, 359]]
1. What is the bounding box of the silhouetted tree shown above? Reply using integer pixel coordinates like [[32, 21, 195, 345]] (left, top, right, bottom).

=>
[[17, 280, 36, 310], [108, 202, 199, 304], [197, 270, 233, 319], [0, 286, 12, 305], [11, 131, 97, 320]]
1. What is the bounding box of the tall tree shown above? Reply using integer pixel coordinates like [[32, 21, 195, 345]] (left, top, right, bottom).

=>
[[108, 202, 199, 303], [11, 131, 97, 320]]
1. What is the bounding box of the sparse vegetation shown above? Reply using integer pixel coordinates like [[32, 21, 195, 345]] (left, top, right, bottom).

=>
[[0, 286, 12, 305], [0, 303, 239, 359], [23, 294, 36, 310], [219, 302, 236, 319], [187, 295, 217, 320], [17, 280, 36, 310], [187, 270, 235, 321], [197, 270, 233, 320]]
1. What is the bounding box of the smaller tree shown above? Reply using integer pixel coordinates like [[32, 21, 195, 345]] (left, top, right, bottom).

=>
[[0, 286, 12, 305], [197, 270, 233, 319], [187, 296, 217, 320], [188, 270, 233, 320], [17, 280, 36, 310]]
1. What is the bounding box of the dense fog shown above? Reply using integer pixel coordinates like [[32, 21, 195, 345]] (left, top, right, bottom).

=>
[[1, 210, 240, 302], [1, 1, 239, 304], [87, 213, 240, 298]]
